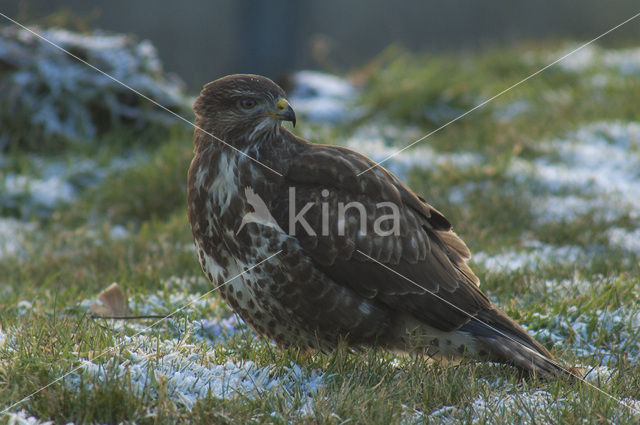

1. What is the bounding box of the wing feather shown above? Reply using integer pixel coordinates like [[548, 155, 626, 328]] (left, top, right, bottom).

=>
[[267, 140, 489, 332]]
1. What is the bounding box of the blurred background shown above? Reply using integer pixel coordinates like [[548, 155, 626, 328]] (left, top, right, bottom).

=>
[[3, 0, 640, 90]]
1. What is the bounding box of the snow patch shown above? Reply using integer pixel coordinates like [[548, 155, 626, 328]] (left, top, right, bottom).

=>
[[80, 276, 245, 340], [601, 47, 640, 75], [0, 153, 144, 218], [346, 124, 485, 180], [583, 365, 615, 384], [2, 410, 62, 425], [16, 300, 34, 317], [531, 195, 621, 224], [555, 44, 640, 76], [556, 45, 597, 72], [607, 227, 640, 255], [108, 225, 129, 240], [0, 218, 36, 260], [71, 278, 323, 416], [429, 387, 640, 424], [534, 275, 614, 298], [493, 99, 531, 122], [430, 390, 561, 424], [531, 306, 640, 365], [472, 240, 588, 273], [193, 315, 242, 341], [2, 174, 76, 209], [289, 71, 359, 123], [509, 121, 640, 225], [128, 280, 213, 316], [64, 335, 324, 415], [0, 26, 186, 146]]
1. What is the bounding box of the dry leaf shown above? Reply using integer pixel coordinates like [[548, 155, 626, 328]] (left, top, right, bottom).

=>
[[90, 282, 128, 317]]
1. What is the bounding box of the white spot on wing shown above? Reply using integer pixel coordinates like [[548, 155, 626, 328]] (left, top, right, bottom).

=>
[[358, 302, 372, 315]]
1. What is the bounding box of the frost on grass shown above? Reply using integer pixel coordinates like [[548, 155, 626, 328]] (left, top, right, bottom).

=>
[[346, 124, 484, 180], [555, 44, 640, 76], [0, 26, 187, 148], [428, 388, 640, 425], [530, 304, 640, 365], [0, 153, 144, 218], [531, 274, 618, 299], [132, 277, 243, 344], [2, 174, 74, 211], [509, 121, 640, 227], [607, 227, 640, 256], [0, 218, 36, 260], [472, 240, 589, 273], [555, 45, 598, 73], [457, 121, 640, 271], [64, 336, 324, 414], [492, 99, 531, 122], [71, 277, 325, 417], [3, 410, 63, 425], [429, 390, 561, 425]]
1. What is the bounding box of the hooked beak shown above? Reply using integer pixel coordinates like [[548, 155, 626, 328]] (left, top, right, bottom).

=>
[[270, 98, 297, 127]]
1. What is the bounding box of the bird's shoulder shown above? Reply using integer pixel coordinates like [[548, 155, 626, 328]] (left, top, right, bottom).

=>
[[282, 137, 452, 232]]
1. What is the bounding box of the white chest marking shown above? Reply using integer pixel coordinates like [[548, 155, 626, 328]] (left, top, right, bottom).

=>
[[206, 152, 238, 216]]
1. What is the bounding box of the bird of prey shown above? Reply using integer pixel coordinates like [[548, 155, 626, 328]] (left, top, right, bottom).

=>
[[188, 74, 566, 377]]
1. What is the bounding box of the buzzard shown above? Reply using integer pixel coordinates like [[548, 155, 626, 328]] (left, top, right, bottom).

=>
[[188, 74, 565, 377]]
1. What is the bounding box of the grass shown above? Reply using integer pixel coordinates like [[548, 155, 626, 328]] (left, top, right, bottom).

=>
[[2, 41, 640, 424]]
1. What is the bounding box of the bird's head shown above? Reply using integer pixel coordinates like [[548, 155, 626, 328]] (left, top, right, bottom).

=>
[[193, 74, 296, 147]]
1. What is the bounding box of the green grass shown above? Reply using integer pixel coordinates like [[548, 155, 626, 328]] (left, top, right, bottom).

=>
[[357, 43, 640, 155], [2, 41, 640, 424]]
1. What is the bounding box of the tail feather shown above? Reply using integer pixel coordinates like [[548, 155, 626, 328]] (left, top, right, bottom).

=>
[[461, 307, 573, 379]]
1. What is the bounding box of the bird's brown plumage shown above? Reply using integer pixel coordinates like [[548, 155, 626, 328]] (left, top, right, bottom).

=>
[[188, 74, 567, 378]]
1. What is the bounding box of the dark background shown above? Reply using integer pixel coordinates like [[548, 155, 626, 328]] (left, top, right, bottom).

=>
[[2, 0, 640, 90]]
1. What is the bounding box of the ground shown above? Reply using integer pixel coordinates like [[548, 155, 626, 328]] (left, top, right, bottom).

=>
[[1, 41, 640, 424]]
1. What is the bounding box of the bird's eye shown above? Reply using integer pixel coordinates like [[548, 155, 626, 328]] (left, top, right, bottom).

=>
[[239, 98, 257, 109]]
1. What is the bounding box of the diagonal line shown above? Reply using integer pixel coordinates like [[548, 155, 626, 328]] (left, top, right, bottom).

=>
[[0, 12, 283, 178], [0, 250, 282, 416], [355, 249, 640, 416], [356, 10, 640, 176]]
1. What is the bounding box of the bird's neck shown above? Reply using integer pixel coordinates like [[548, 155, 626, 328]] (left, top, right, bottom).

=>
[[192, 127, 264, 155], [191, 126, 307, 188], [193, 128, 222, 155]]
